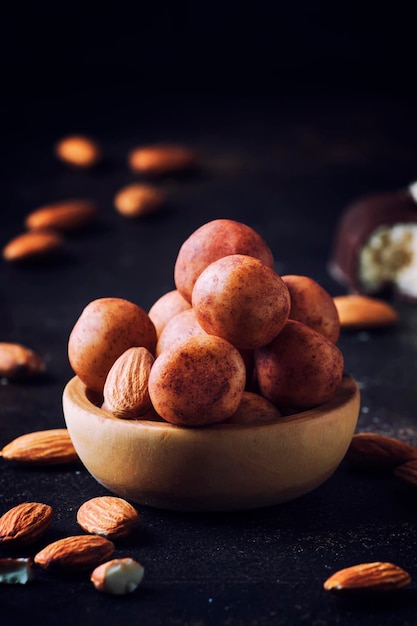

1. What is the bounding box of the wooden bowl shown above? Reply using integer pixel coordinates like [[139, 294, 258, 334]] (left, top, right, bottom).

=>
[[62, 374, 360, 512]]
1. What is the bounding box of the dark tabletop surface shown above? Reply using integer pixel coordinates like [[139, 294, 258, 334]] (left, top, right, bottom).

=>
[[3, 3, 417, 625]]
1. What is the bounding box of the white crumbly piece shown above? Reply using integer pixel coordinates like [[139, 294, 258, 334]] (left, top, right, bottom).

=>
[[91, 557, 144, 595], [0, 558, 34, 584], [359, 223, 417, 298]]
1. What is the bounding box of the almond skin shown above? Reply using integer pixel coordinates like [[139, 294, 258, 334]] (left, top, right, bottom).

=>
[[1, 429, 78, 465], [128, 144, 198, 175], [55, 135, 102, 168], [0, 343, 45, 379], [102, 347, 154, 419], [394, 459, 417, 487], [77, 496, 140, 539], [25, 199, 97, 232], [333, 294, 398, 329], [2, 231, 64, 262], [0, 502, 53, 545], [34, 535, 114, 572], [345, 432, 417, 471], [114, 183, 165, 218], [324, 562, 411, 592]]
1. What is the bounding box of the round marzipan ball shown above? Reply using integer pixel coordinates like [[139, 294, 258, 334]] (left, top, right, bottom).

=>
[[174, 219, 274, 302], [192, 254, 291, 350], [282, 274, 340, 343], [254, 319, 344, 411], [148, 335, 246, 426], [148, 289, 191, 337], [68, 297, 157, 394]]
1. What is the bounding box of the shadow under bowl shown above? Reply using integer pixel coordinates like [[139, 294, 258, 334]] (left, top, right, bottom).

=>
[[62, 374, 360, 512]]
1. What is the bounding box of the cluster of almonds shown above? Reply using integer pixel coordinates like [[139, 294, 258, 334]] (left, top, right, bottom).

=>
[[2, 134, 198, 263], [0, 495, 144, 594]]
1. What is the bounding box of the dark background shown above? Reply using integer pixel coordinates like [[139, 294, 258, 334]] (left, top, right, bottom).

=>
[[2, 3, 417, 625]]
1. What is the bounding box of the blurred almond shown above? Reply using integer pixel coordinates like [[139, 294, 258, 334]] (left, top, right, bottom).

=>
[[345, 432, 417, 471], [2, 231, 63, 262], [0, 343, 45, 379], [25, 199, 97, 232], [114, 183, 165, 218], [394, 458, 417, 487], [333, 295, 398, 328], [55, 135, 101, 168], [128, 144, 198, 175]]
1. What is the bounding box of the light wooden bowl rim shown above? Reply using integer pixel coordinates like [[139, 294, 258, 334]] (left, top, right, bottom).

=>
[[63, 374, 360, 512]]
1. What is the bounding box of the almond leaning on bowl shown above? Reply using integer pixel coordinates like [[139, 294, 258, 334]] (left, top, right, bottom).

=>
[[102, 347, 154, 419]]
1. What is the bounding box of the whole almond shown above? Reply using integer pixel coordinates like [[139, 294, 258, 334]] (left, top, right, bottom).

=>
[[102, 347, 155, 419], [333, 295, 398, 329], [55, 135, 102, 168], [25, 199, 97, 232], [77, 496, 140, 539], [128, 144, 198, 175], [1, 429, 78, 465], [2, 231, 64, 262], [0, 557, 34, 584], [91, 557, 144, 594], [324, 561, 411, 592], [114, 183, 165, 218], [0, 502, 53, 545], [0, 343, 45, 379], [34, 535, 114, 572], [394, 458, 417, 487], [345, 432, 417, 471]]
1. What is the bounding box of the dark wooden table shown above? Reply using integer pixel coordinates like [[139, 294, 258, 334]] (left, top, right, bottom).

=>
[[2, 80, 417, 625]]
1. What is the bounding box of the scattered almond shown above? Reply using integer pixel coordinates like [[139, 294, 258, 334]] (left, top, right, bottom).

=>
[[90, 557, 144, 594], [0, 342, 45, 379], [0, 502, 53, 545], [2, 230, 64, 262], [54, 135, 102, 168], [0, 557, 34, 584], [1, 429, 78, 465], [34, 535, 114, 572], [77, 496, 140, 539], [114, 183, 165, 218], [25, 199, 97, 232], [345, 432, 417, 471], [333, 294, 398, 329], [324, 561, 411, 592], [128, 144, 198, 176], [102, 347, 154, 419], [394, 458, 417, 487]]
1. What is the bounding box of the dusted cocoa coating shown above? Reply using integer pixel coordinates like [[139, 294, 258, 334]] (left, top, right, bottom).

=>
[[329, 190, 417, 294], [174, 219, 274, 302]]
